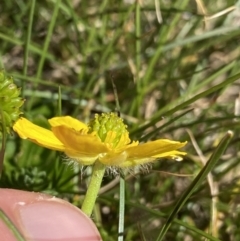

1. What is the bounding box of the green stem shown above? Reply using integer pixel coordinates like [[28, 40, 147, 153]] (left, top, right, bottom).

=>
[[0, 209, 25, 241], [118, 176, 125, 241], [81, 161, 106, 216]]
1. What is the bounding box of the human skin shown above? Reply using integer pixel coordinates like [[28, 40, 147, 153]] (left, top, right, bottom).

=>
[[0, 188, 102, 241]]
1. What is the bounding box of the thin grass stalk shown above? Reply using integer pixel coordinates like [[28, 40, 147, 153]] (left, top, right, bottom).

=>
[[156, 130, 233, 241], [23, 0, 36, 93], [134, 0, 141, 117], [36, 0, 62, 80]]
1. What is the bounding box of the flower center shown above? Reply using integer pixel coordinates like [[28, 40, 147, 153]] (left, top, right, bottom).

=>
[[87, 112, 130, 149]]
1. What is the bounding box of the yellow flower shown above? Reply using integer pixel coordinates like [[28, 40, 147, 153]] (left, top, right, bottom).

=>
[[13, 113, 187, 167]]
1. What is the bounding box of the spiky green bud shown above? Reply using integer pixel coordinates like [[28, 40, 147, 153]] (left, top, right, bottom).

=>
[[0, 71, 24, 133]]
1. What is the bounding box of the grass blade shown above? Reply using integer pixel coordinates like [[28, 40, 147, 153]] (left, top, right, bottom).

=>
[[156, 130, 233, 241]]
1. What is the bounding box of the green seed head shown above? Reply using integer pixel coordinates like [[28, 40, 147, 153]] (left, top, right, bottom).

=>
[[88, 113, 129, 148], [0, 71, 24, 133]]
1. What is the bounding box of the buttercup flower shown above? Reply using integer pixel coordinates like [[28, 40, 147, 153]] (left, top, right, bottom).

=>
[[13, 113, 187, 167]]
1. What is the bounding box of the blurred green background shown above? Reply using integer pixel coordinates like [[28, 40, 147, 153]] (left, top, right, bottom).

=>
[[1, 0, 240, 240]]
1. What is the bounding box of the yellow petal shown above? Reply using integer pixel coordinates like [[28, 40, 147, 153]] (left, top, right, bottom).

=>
[[118, 157, 155, 167], [127, 139, 187, 158], [99, 150, 128, 166], [119, 151, 187, 167], [13, 118, 65, 151], [65, 154, 99, 166], [49, 116, 88, 131], [152, 150, 187, 159], [52, 125, 109, 157]]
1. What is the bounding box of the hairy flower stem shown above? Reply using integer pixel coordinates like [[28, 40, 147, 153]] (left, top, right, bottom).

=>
[[81, 161, 106, 216]]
